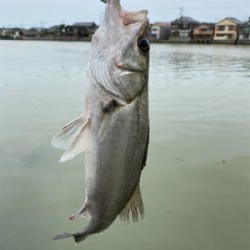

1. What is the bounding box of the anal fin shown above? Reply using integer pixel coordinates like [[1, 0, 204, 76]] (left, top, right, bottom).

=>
[[119, 184, 144, 222]]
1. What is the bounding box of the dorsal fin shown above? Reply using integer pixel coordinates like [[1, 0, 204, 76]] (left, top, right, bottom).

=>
[[142, 125, 149, 169]]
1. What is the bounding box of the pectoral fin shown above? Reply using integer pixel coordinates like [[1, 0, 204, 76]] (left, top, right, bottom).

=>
[[51, 116, 90, 162]]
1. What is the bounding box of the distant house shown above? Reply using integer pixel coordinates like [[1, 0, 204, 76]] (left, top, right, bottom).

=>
[[1, 29, 14, 39], [73, 22, 98, 37], [0, 28, 22, 39], [192, 23, 214, 43], [238, 18, 250, 44], [213, 17, 243, 44], [150, 22, 170, 40], [60, 26, 75, 37], [13, 29, 23, 39], [22, 28, 40, 39], [169, 16, 199, 42], [60, 22, 97, 38]]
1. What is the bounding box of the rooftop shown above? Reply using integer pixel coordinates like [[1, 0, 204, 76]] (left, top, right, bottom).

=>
[[227, 17, 244, 25], [171, 16, 199, 24], [217, 17, 244, 25], [73, 22, 97, 27], [152, 22, 170, 27]]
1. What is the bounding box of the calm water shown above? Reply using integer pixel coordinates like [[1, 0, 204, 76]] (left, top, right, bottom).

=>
[[0, 41, 250, 250]]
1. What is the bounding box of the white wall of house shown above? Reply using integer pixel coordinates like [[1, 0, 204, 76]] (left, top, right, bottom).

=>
[[13, 31, 21, 39], [239, 33, 250, 40], [151, 25, 160, 39], [179, 30, 190, 38]]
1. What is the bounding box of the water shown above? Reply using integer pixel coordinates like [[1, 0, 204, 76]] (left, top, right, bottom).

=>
[[0, 40, 249, 250]]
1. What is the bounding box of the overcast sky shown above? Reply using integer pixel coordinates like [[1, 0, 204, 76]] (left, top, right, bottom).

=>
[[0, 0, 249, 28]]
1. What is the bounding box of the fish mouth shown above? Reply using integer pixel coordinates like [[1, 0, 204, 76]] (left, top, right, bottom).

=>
[[114, 62, 147, 73], [122, 10, 148, 26], [103, 0, 148, 26]]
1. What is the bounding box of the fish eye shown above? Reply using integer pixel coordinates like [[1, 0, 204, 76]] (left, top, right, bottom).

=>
[[137, 38, 150, 53]]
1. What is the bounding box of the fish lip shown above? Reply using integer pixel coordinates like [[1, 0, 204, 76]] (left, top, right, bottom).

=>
[[114, 61, 147, 73]]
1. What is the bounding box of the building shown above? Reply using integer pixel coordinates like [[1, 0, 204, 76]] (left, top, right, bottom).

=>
[[0, 28, 22, 39], [192, 23, 214, 43], [60, 22, 97, 38], [13, 29, 23, 39], [60, 26, 75, 37], [213, 17, 243, 44], [0, 29, 14, 39], [238, 18, 250, 44], [150, 22, 170, 40], [73, 22, 98, 37], [22, 28, 41, 39], [169, 16, 199, 43]]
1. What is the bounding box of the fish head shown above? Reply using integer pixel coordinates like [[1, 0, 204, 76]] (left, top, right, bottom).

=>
[[91, 0, 150, 102], [105, 0, 149, 71]]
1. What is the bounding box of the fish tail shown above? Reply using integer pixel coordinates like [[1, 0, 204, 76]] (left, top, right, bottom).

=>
[[52, 232, 89, 243], [52, 233, 72, 240], [73, 233, 89, 243]]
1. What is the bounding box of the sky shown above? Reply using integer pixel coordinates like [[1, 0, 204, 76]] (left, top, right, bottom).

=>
[[0, 0, 249, 28]]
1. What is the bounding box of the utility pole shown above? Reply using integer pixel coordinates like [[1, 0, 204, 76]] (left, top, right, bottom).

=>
[[179, 7, 184, 18], [40, 20, 44, 29]]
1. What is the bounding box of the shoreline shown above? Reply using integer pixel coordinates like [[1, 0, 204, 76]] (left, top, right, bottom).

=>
[[1, 37, 250, 45]]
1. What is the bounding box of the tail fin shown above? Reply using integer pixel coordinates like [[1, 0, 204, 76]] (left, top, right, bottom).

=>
[[52, 232, 89, 244], [53, 233, 72, 240], [73, 233, 89, 243]]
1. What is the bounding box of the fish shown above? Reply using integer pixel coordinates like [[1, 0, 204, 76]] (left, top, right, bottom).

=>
[[51, 0, 150, 244]]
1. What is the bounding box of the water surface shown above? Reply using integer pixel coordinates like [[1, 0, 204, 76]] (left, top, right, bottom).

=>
[[0, 41, 250, 250]]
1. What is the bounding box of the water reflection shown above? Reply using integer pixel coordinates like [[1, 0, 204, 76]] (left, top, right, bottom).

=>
[[151, 44, 250, 80]]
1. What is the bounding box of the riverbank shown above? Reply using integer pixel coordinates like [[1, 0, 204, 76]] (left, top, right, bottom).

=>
[[150, 38, 250, 45], [1, 37, 250, 45]]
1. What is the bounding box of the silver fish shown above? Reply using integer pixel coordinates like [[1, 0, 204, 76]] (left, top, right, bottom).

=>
[[52, 0, 150, 244]]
